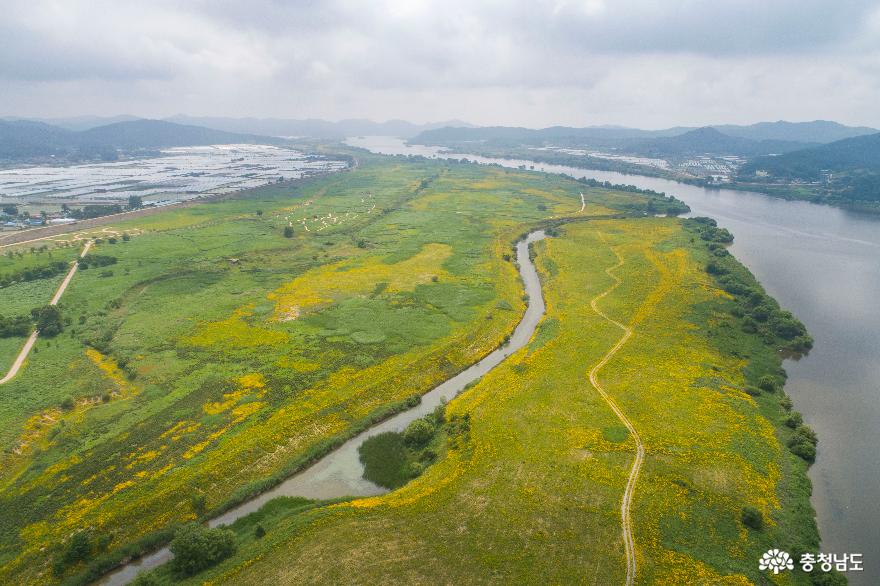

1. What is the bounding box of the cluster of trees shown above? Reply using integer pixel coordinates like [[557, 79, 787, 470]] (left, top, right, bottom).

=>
[[575, 177, 691, 215], [169, 523, 237, 577], [688, 218, 820, 469], [358, 404, 448, 489], [690, 216, 734, 244], [70, 204, 124, 220], [78, 254, 117, 269], [32, 305, 64, 336], [0, 314, 31, 337], [0, 306, 65, 338], [0, 260, 68, 288], [689, 218, 813, 355], [53, 531, 98, 576]]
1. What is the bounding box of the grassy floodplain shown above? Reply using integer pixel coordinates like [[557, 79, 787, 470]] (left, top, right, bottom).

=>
[[0, 154, 679, 584], [111, 187, 820, 582]]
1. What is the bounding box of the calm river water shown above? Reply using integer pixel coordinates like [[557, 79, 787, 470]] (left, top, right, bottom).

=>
[[349, 136, 880, 583]]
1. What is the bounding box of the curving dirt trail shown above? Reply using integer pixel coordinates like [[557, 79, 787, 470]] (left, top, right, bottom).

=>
[[587, 242, 645, 586]]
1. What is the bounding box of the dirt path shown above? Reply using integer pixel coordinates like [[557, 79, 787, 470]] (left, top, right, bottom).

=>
[[587, 242, 644, 586], [0, 240, 92, 385], [580, 191, 586, 212]]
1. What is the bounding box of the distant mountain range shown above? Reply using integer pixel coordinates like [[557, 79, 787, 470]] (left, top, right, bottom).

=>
[[630, 127, 812, 157], [164, 116, 476, 139], [410, 120, 878, 157], [0, 119, 275, 161], [715, 120, 878, 144]]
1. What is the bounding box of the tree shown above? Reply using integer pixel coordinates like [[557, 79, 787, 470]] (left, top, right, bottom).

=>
[[63, 531, 92, 564], [128, 195, 143, 210], [283, 225, 294, 238], [741, 506, 763, 530], [32, 305, 64, 337], [788, 424, 818, 462], [2, 204, 18, 216], [403, 419, 434, 448], [169, 523, 236, 577]]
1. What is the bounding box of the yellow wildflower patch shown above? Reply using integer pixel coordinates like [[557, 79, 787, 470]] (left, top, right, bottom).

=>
[[186, 305, 288, 348], [268, 242, 453, 320]]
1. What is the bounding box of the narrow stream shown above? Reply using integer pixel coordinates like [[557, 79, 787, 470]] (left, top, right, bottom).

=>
[[100, 230, 547, 585]]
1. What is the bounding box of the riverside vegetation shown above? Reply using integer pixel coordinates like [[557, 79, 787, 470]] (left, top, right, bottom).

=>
[[0, 153, 824, 585], [0, 153, 663, 584], [145, 218, 825, 585]]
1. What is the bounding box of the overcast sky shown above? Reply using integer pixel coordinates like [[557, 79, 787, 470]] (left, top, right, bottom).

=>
[[2, 0, 879, 129]]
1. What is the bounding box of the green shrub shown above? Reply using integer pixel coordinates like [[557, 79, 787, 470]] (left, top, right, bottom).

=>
[[741, 506, 764, 530], [403, 419, 434, 448], [131, 573, 159, 586], [358, 431, 411, 489], [169, 523, 236, 577], [758, 375, 778, 393], [788, 424, 818, 462], [785, 412, 803, 428], [63, 532, 92, 565]]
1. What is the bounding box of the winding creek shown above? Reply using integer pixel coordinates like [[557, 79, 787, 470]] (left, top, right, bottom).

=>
[[349, 136, 880, 584], [101, 230, 547, 585]]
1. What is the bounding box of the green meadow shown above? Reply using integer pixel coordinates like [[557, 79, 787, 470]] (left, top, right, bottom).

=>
[[0, 154, 822, 585], [0, 154, 670, 584]]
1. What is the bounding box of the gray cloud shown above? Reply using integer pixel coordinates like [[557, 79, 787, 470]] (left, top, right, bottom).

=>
[[1, 0, 878, 127]]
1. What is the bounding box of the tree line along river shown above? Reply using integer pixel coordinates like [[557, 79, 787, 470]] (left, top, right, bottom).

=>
[[349, 136, 880, 584]]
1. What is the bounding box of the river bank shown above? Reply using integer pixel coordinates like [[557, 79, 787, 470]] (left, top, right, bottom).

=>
[[348, 136, 880, 583]]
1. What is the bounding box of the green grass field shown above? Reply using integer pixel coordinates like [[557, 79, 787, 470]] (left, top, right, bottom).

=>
[[0, 154, 820, 585], [0, 155, 670, 584], [136, 218, 820, 586]]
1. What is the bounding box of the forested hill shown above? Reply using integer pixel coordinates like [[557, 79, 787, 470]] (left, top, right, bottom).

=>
[[630, 127, 810, 157], [738, 132, 880, 205], [740, 132, 880, 180], [0, 119, 276, 161]]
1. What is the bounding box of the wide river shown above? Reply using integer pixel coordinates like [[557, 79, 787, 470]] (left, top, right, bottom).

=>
[[349, 137, 880, 583]]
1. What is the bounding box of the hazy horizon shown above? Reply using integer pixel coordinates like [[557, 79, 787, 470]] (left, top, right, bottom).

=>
[[5, 114, 878, 134], [2, 1, 880, 129]]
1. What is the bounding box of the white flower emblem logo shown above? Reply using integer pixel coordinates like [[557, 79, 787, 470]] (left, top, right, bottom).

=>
[[759, 549, 794, 574]]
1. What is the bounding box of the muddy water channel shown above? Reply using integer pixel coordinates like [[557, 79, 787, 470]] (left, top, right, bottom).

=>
[[101, 230, 547, 585], [349, 136, 880, 584]]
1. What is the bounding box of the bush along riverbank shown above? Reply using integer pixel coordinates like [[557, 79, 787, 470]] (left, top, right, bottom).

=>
[[684, 217, 841, 585], [357, 402, 472, 490]]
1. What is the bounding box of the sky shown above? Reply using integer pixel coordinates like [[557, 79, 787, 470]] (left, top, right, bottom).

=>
[[2, 0, 880, 129]]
